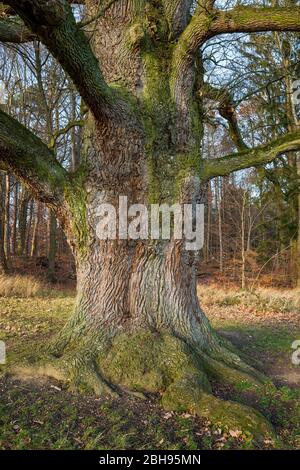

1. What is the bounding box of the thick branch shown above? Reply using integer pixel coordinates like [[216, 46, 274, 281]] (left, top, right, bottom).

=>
[[6, 0, 116, 120], [183, 6, 300, 54], [202, 131, 300, 179], [172, 6, 300, 96], [0, 106, 68, 207], [212, 6, 300, 38]]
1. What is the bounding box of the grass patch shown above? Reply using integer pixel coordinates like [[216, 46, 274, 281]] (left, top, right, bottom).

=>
[[0, 275, 45, 298], [0, 376, 259, 450], [0, 295, 74, 370], [0, 282, 299, 449], [198, 284, 300, 313]]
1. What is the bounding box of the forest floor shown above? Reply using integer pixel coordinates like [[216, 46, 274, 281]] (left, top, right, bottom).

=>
[[0, 281, 299, 450]]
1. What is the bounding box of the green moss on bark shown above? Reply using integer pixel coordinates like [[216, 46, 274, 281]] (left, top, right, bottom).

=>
[[162, 380, 275, 442], [100, 330, 211, 394], [64, 172, 88, 257], [98, 329, 275, 443]]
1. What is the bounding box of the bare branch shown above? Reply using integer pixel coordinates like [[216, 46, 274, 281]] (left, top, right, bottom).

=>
[[5, 0, 117, 120], [202, 131, 300, 179], [49, 119, 84, 149], [202, 83, 248, 151]]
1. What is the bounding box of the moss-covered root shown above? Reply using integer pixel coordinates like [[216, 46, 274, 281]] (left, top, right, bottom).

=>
[[161, 376, 276, 444], [13, 328, 276, 444], [100, 330, 212, 394], [200, 352, 266, 392], [12, 340, 119, 397], [98, 329, 276, 443], [99, 329, 265, 395]]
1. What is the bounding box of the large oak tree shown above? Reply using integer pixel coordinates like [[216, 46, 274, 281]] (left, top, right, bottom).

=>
[[1, 0, 300, 436]]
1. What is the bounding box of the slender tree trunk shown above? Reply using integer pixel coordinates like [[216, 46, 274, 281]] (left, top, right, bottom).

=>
[[48, 211, 57, 282], [11, 178, 18, 256], [216, 178, 223, 273], [247, 203, 252, 252], [205, 181, 211, 263], [30, 201, 41, 257], [241, 190, 246, 289], [0, 172, 8, 274], [4, 173, 10, 260], [25, 199, 34, 257], [18, 187, 29, 256]]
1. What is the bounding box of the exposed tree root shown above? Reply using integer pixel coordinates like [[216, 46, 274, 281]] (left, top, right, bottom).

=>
[[14, 326, 278, 445]]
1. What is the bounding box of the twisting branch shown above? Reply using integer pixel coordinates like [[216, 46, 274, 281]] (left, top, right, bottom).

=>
[[5, 0, 117, 120], [202, 83, 248, 151], [202, 131, 300, 179], [49, 119, 84, 149], [0, 106, 68, 207], [172, 5, 300, 96]]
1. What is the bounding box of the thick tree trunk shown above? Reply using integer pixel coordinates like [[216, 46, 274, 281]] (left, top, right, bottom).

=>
[[47, 0, 260, 380], [56, 239, 216, 347], [48, 221, 270, 437], [22, 0, 273, 438]]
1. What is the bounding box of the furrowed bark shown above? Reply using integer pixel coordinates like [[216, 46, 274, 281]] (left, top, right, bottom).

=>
[[202, 131, 300, 179], [162, 0, 192, 38]]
